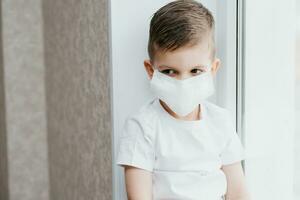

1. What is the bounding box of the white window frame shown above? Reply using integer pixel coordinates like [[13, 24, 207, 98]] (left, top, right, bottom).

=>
[[240, 0, 296, 199]]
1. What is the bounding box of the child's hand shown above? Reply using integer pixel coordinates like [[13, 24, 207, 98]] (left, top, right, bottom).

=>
[[221, 161, 251, 200]]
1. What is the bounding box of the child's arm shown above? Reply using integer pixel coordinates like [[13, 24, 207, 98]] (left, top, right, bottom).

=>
[[123, 165, 153, 200], [221, 161, 251, 200]]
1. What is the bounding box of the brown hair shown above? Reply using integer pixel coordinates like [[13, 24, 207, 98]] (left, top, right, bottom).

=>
[[147, 0, 215, 62]]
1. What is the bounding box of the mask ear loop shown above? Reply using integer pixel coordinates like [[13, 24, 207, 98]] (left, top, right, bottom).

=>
[[205, 62, 213, 71], [151, 64, 159, 75], [150, 65, 159, 80], [205, 63, 215, 76]]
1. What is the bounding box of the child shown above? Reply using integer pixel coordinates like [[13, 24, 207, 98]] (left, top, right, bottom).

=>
[[116, 0, 251, 199]]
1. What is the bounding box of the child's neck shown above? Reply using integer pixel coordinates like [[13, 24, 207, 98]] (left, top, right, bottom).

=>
[[159, 99, 201, 121]]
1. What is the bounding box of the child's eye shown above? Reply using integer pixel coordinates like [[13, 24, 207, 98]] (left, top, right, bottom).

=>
[[161, 69, 177, 76], [191, 68, 204, 75]]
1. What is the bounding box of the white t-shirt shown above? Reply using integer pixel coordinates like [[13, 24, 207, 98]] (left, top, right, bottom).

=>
[[116, 97, 246, 200]]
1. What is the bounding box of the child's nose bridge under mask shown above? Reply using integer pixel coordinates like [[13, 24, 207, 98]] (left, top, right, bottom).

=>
[[149, 65, 215, 117]]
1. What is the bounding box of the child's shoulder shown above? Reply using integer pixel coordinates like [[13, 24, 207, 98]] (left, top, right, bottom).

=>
[[202, 100, 233, 122], [203, 101, 236, 136], [125, 97, 160, 128]]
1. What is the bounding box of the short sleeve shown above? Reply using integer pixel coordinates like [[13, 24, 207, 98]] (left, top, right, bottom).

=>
[[116, 117, 156, 172], [219, 112, 246, 165]]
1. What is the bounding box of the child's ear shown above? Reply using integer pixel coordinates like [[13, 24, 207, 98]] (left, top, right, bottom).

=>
[[211, 58, 221, 76], [144, 59, 154, 79]]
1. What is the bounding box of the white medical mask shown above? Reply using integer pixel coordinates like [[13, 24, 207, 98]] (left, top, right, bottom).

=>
[[149, 68, 215, 117]]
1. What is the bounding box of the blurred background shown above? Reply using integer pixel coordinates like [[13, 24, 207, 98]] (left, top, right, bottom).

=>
[[0, 0, 298, 200]]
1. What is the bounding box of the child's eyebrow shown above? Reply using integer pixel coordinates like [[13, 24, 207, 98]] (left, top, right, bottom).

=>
[[158, 64, 209, 69], [158, 65, 177, 69]]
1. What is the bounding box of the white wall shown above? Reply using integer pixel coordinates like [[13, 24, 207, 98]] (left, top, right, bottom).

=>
[[294, 1, 300, 198], [110, 1, 240, 199], [243, 0, 296, 199]]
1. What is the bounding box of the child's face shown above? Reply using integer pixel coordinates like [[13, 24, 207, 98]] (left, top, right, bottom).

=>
[[144, 41, 220, 80]]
